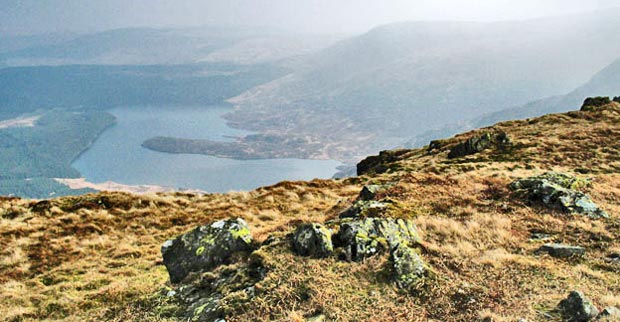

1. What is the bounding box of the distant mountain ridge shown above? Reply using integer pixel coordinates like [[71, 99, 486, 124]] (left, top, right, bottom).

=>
[[407, 58, 620, 148], [223, 9, 620, 161], [0, 26, 342, 66]]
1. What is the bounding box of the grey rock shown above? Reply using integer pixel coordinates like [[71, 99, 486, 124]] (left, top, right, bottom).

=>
[[598, 307, 620, 320], [358, 185, 387, 201], [162, 218, 254, 283], [391, 244, 427, 289], [335, 218, 421, 262], [559, 291, 600, 322], [510, 173, 608, 219], [448, 132, 510, 159], [530, 232, 553, 241], [339, 199, 389, 218], [306, 314, 327, 322], [536, 244, 585, 259], [292, 223, 334, 258], [606, 253, 620, 262]]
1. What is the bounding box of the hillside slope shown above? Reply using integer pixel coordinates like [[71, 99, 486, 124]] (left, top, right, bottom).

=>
[[220, 10, 620, 161], [1, 100, 620, 321]]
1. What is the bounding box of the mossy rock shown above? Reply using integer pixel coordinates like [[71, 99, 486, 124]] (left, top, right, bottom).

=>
[[161, 218, 254, 283], [292, 223, 334, 258], [510, 173, 608, 219], [391, 245, 428, 289], [335, 218, 421, 262]]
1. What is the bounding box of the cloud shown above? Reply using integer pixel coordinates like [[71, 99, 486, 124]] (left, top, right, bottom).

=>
[[1, 0, 619, 35]]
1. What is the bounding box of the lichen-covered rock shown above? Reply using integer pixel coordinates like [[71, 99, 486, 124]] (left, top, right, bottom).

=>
[[391, 245, 427, 289], [339, 200, 389, 218], [335, 218, 421, 261], [292, 223, 334, 258], [447, 131, 510, 159], [536, 244, 585, 259], [162, 218, 254, 283], [558, 291, 599, 322], [165, 248, 267, 322], [510, 173, 608, 219]]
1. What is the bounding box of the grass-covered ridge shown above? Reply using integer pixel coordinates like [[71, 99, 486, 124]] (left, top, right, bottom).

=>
[[1, 102, 620, 321]]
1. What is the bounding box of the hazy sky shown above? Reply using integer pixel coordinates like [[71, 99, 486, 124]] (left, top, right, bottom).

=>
[[2, 0, 620, 35]]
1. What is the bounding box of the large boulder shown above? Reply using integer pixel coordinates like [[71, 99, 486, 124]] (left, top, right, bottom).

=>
[[447, 131, 510, 159], [162, 218, 254, 283], [510, 173, 608, 219], [335, 218, 421, 262], [558, 291, 600, 322], [292, 223, 334, 258], [536, 244, 585, 259]]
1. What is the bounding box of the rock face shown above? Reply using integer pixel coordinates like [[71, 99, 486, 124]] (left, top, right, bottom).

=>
[[510, 172, 608, 219], [581, 96, 612, 111], [335, 218, 421, 262], [447, 131, 510, 159], [558, 291, 600, 322], [292, 223, 334, 258], [536, 244, 585, 259], [162, 218, 254, 283]]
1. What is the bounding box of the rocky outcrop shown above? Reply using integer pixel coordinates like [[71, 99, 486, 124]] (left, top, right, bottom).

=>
[[161, 218, 254, 283], [447, 131, 510, 159], [292, 223, 334, 258], [536, 244, 585, 259], [510, 173, 608, 219], [558, 291, 600, 322], [581, 97, 612, 111], [357, 149, 409, 175], [335, 218, 421, 262]]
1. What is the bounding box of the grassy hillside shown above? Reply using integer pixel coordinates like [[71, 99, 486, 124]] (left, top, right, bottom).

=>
[[1, 100, 620, 321]]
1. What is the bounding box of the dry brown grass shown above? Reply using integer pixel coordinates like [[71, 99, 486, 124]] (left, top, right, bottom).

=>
[[2, 103, 620, 321]]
